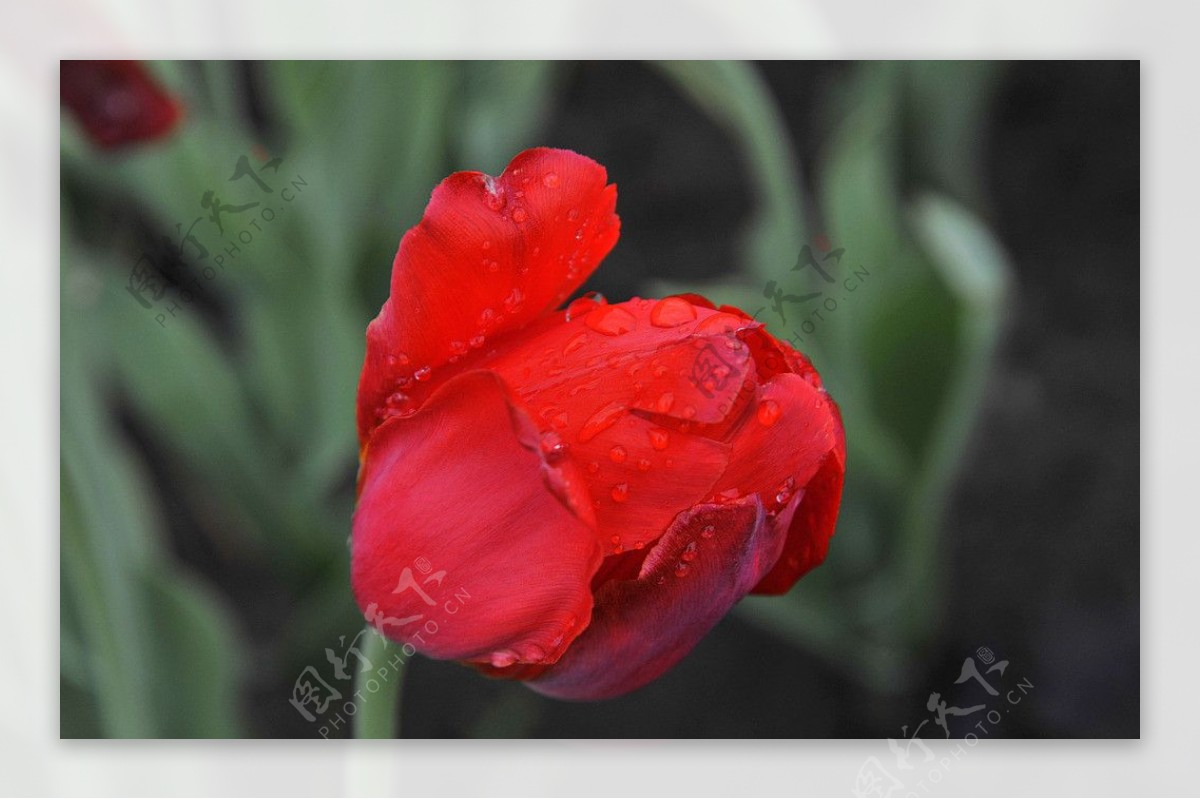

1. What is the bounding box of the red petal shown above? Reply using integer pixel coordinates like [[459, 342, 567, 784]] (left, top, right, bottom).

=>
[[705, 370, 845, 593], [357, 148, 620, 446], [526, 496, 784, 700], [61, 61, 181, 149], [751, 446, 845, 594], [351, 371, 602, 666], [478, 297, 760, 552]]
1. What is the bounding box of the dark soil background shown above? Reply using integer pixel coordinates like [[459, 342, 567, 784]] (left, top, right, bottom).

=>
[[389, 61, 1140, 738]]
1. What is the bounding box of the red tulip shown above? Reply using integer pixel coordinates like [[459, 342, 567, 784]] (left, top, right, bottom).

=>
[[353, 148, 845, 700], [61, 60, 182, 150]]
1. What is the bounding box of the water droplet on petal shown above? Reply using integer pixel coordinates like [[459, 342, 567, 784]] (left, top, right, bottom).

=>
[[609, 445, 627, 464], [503, 287, 525, 313], [482, 239, 493, 251], [701, 524, 716, 539], [757, 399, 781, 427], [637, 458, 652, 472], [650, 296, 698, 328], [681, 541, 698, 562], [486, 259, 500, 273], [543, 172, 560, 188], [578, 401, 626, 442], [484, 182, 506, 211], [697, 312, 744, 335], [682, 405, 696, 420], [540, 431, 568, 461], [648, 428, 669, 451], [563, 332, 589, 355], [655, 392, 675, 413], [469, 334, 486, 349], [565, 291, 607, 321], [512, 207, 527, 223], [586, 461, 600, 475], [567, 208, 580, 221], [414, 365, 432, 382], [585, 304, 636, 336], [610, 483, 629, 503], [610, 534, 620, 545], [490, 650, 518, 668], [674, 562, 690, 578]]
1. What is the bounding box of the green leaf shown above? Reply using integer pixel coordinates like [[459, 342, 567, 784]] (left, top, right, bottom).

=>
[[654, 60, 808, 281]]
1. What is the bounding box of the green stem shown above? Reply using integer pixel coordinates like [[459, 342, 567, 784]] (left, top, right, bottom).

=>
[[353, 628, 404, 738]]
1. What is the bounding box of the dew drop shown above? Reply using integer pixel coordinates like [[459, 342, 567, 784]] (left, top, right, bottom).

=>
[[414, 365, 432, 382], [578, 401, 626, 443], [609, 445, 627, 464], [610, 534, 620, 545], [584, 304, 637, 336], [610, 483, 629, 503], [681, 541, 698, 562], [469, 334, 486, 349], [543, 172, 560, 188], [484, 184, 506, 212], [674, 562, 690, 578], [701, 524, 716, 539], [565, 291, 606, 321], [586, 461, 600, 475], [650, 296, 698, 328], [637, 458, 652, 472], [512, 207, 528, 223], [682, 405, 697, 420], [503, 287, 525, 313], [757, 399, 782, 427], [567, 208, 580, 221], [655, 392, 675, 413], [486, 259, 500, 273], [563, 332, 589, 355], [539, 431, 568, 461], [482, 239, 493, 251], [648, 428, 669, 451], [489, 650, 518, 668], [697, 312, 744, 335]]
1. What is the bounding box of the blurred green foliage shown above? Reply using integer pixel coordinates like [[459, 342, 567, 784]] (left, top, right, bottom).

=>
[[60, 60, 1010, 737]]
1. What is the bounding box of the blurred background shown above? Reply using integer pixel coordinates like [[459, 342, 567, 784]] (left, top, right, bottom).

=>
[[59, 60, 1138, 739]]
